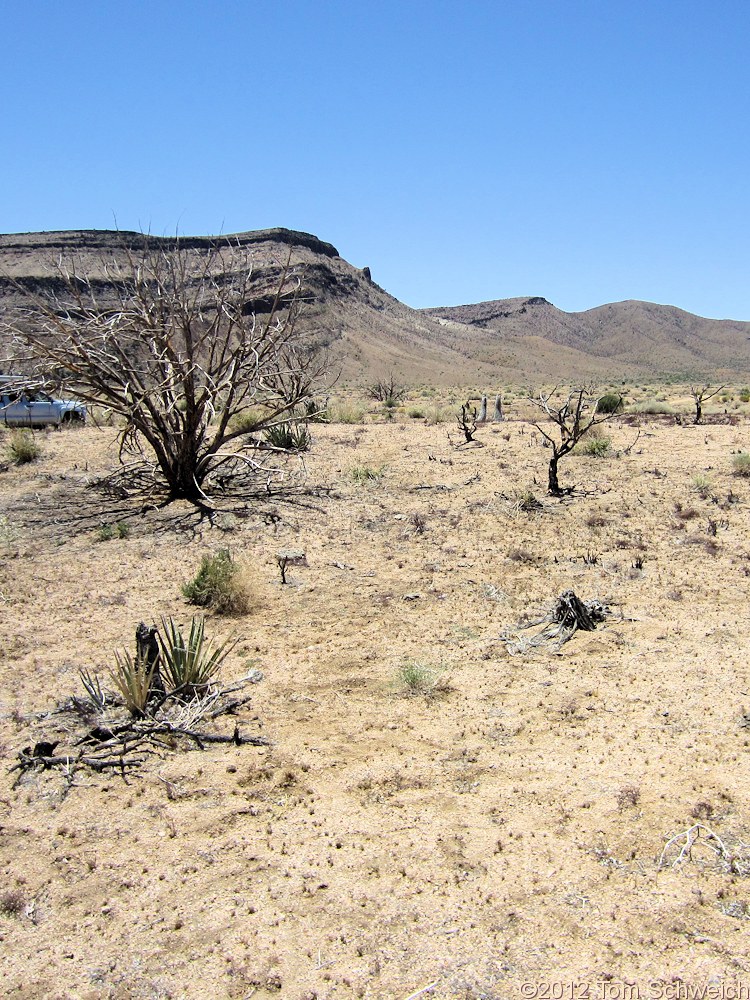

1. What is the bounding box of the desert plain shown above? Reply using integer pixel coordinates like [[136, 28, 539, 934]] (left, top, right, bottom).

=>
[[1, 390, 750, 999]]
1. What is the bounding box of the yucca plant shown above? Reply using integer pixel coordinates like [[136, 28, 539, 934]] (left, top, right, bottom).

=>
[[108, 651, 157, 718], [79, 667, 107, 711], [158, 616, 234, 694], [263, 422, 311, 452]]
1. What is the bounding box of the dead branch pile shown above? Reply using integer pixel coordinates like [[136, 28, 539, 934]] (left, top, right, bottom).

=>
[[499, 589, 612, 654], [658, 823, 750, 876], [9, 672, 267, 793]]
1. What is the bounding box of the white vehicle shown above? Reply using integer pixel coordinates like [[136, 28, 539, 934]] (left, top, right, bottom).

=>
[[0, 376, 87, 427]]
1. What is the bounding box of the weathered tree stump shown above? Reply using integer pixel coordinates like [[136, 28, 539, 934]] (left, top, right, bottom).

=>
[[136, 622, 165, 698], [552, 590, 606, 632]]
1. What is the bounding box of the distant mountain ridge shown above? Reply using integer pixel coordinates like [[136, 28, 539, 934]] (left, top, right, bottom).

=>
[[1, 228, 749, 384]]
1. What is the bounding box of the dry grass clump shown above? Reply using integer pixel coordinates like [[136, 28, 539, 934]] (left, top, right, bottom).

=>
[[182, 549, 251, 615], [329, 400, 366, 424], [732, 452, 750, 477], [350, 464, 384, 484], [630, 399, 675, 415], [8, 430, 41, 465], [394, 661, 448, 697]]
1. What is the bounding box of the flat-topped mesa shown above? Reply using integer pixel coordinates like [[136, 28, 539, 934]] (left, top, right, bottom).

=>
[[0, 227, 341, 259]]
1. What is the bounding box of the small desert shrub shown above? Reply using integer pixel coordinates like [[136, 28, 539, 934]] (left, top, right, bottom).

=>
[[408, 407, 426, 419], [733, 453, 750, 477], [95, 521, 130, 543], [8, 430, 41, 464], [513, 489, 542, 513], [630, 399, 675, 415], [329, 401, 366, 424], [692, 474, 714, 498], [427, 404, 450, 424], [578, 435, 611, 457], [264, 422, 311, 452], [409, 512, 427, 534], [0, 889, 26, 917], [350, 464, 384, 483], [302, 397, 329, 422], [586, 513, 609, 528], [691, 800, 714, 820], [596, 393, 624, 414], [158, 616, 235, 692], [616, 784, 641, 810], [740, 388, 750, 403], [509, 547, 535, 563], [368, 376, 407, 403], [395, 661, 445, 696], [673, 502, 699, 521], [183, 549, 250, 615], [231, 408, 265, 433]]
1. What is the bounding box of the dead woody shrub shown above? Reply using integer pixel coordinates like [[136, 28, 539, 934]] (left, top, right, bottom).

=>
[[6, 234, 328, 510], [528, 385, 621, 495]]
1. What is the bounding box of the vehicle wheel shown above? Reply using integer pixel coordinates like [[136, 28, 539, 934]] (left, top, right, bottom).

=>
[[62, 412, 84, 428]]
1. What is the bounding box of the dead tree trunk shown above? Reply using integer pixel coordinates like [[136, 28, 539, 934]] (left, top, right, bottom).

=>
[[136, 622, 164, 698], [548, 452, 561, 495]]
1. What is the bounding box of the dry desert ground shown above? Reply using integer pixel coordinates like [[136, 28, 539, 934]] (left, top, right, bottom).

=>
[[1, 395, 750, 999]]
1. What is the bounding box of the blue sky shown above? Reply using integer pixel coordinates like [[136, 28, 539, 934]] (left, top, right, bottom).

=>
[[4, 0, 750, 318]]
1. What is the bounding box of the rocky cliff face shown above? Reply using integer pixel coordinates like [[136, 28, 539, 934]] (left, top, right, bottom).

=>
[[2, 228, 749, 384]]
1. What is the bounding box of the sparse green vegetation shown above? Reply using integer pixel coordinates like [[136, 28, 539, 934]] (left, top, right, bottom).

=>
[[692, 474, 714, 498], [427, 404, 450, 423], [733, 453, 750, 477], [351, 464, 384, 483], [95, 521, 130, 542], [230, 408, 265, 433]]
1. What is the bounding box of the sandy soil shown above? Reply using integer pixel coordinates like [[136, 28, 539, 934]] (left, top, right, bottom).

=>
[[1, 406, 750, 999]]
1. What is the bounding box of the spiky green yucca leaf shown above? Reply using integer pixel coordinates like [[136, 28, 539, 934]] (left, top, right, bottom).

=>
[[158, 616, 234, 692], [108, 652, 156, 717], [79, 667, 107, 710]]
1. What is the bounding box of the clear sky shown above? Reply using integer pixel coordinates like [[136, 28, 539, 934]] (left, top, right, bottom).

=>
[[4, 0, 750, 318]]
